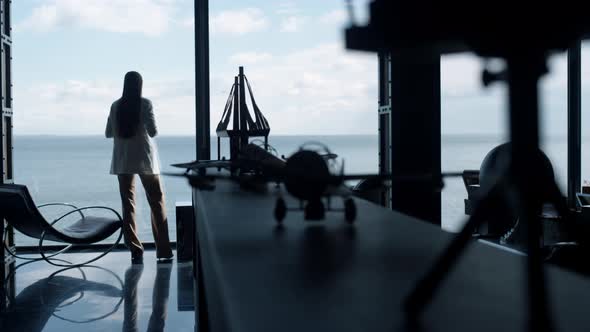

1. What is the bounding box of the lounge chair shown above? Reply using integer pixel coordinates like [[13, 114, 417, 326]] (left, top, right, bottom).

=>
[[0, 184, 123, 267]]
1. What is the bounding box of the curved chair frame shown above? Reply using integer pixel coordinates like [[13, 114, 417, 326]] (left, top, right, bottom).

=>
[[38, 206, 124, 268], [38, 203, 86, 218], [2, 201, 123, 267], [4, 203, 85, 262]]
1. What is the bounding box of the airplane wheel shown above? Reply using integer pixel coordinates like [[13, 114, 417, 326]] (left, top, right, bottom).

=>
[[344, 198, 356, 224], [275, 198, 287, 224]]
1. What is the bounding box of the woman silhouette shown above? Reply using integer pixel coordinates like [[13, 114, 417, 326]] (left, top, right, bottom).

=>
[[106, 71, 173, 264]]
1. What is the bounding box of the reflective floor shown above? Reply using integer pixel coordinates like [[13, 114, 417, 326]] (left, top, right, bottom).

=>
[[0, 250, 196, 332]]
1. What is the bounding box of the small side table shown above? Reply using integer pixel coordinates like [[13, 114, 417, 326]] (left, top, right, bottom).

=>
[[176, 201, 195, 262]]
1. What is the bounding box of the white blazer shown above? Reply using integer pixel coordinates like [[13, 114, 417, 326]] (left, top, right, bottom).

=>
[[105, 98, 161, 175]]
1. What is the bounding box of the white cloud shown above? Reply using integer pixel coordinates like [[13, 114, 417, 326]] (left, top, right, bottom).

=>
[[319, 9, 347, 26], [441, 54, 487, 98], [229, 52, 273, 65], [210, 8, 269, 35], [276, 2, 307, 33], [21, 45, 579, 136], [179, 17, 194, 29], [541, 54, 568, 92], [13, 42, 378, 136], [280, 16, 308, 33], [15, 78, 196, 135], [16, 0, 176, 36], [276, 2, 299, 16], [211, 42, 378, 135], [30, 80, 118, 102]]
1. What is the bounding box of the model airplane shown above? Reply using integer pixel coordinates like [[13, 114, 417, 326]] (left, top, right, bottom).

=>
[[167, 142, 456, 224]]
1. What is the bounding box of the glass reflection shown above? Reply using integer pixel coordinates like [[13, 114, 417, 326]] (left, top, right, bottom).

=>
[[1, 265, 123, 332], [123, 264, 172, 332]]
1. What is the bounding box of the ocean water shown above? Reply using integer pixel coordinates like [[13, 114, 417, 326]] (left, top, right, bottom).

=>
[[10, 135, 578, 246]]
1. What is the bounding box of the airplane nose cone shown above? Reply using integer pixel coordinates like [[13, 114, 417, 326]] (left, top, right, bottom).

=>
[[284, 150, 330, 200]]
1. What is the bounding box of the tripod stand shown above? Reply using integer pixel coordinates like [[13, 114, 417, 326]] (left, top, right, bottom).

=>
[[404, 54, 569, 332]]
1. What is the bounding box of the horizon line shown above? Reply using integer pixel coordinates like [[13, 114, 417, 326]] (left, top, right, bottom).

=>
[[11, 133, 578, 138]]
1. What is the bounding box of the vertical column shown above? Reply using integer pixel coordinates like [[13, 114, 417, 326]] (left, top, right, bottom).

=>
[[389, 51, 442, 225], [378, 53, 392, 207], [0, 0, 14, 309], [195, 0, 211, 161], [193, 1, 210, 326], [568, 41, 581, 210], [0, 0, 11, 184]]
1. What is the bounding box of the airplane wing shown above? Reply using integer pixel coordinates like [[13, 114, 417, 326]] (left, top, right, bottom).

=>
[[170, 160, 232, 170], [337, 171, 463, 182], [163, 172, 223, 190], [283, 153, 337, 162], [324, 184, 353, 196], [164, 171, 277, 193]]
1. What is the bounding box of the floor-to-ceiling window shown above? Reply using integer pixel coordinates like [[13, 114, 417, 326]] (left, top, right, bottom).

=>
[[441, 49, 579, 232], [207, 1, 378, 174], [10, 1, 379, 245], [539, 53, 568, 195], [440, 54, 506, 232], [12, 1, 197, 244]]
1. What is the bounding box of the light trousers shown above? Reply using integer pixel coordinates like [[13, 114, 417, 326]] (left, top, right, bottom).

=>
[[117, 174, 173, 259]]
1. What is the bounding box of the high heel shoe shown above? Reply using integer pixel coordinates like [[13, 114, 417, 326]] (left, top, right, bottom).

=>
[[157, 254, 174, 264]]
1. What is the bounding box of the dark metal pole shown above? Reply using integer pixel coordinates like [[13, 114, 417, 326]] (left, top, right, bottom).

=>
[[238, 66, 248, 149], [230, 76, 239, 161], [568, 41, 582, 210], [233, 77, 240, 132], [507, 55, 552, 332], [195, 0, 211, 161]]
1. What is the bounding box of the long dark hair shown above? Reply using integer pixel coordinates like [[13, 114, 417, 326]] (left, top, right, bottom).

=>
[[117, 71, 143, 138]]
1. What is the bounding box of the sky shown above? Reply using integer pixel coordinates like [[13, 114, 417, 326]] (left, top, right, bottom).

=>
[[10, 0, 590, 137]]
